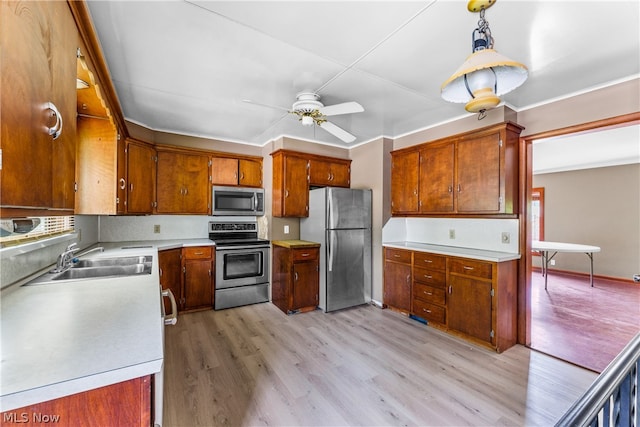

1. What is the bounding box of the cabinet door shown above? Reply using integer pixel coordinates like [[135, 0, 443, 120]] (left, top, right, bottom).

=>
[[182, 153, 210, 214], [159, 248, 182, 313], [383, 261, 411, 312], [50, 2, 78, 211], [127, 142, 156, 214], [283, 156, 309, 217], [211, 157, 239, 185], [309, 159, 332, 186], [329, 162, 351, 187], [1, 1, 76, 213], [419, 142, 455, 213], [239, 159, 262, 187], [183, 258, 213, 311], [292, 261, 319, 310], [456, 133, 501, 212], [391, 151, 419, 214], [447, 275, 492, 343], [116, 133, 127, 214], [156, 151, 183, 213]]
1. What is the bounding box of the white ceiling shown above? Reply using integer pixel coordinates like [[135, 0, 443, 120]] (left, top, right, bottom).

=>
[[86, 1, 640, 148], [533, 124, 640, 174]]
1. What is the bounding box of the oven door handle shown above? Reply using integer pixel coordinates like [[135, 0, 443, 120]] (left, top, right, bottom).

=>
[[162, 289, 178, 326], [215, 244, 270, 250]]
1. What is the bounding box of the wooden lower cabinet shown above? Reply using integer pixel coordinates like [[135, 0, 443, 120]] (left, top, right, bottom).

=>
[[1, 376, 151, 426], [182, 246, 214, 312], [383, 246, 517, 352], [159, 246, 214, 313], [272, 241, 320, 314], [383, 248, 412, 314], [159, 248, 182, 314]]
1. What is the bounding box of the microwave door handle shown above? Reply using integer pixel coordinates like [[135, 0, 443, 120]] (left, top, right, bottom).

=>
[[254, 194, 258, 211]]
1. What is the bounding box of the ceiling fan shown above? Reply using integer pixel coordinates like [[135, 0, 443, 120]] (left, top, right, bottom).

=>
[[244, 92, 364, 143]]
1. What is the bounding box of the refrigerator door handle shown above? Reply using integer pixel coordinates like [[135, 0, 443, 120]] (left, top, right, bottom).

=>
[[328, 231, 335, 272]]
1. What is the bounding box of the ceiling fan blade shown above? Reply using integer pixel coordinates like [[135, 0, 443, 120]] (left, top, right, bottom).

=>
[[319, 121, 356, 143], [319, 101, 364, 117], [242, 99, 291, 112]]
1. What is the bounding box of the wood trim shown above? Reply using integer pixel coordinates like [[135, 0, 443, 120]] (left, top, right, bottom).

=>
[[517, 112, 640, 348], [269, 149, 351, 165], [67, 1, 128, 139]]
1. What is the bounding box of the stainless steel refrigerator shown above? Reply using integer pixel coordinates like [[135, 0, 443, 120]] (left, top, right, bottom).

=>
[[300, 187, 372, 312]]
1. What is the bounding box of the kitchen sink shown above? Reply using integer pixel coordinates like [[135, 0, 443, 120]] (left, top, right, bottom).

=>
[[24, 256, 153, 285], [72, 256, 151, 268]]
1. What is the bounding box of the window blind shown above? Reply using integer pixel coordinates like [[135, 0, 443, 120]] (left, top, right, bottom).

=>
[[0, 216, 75, 247]]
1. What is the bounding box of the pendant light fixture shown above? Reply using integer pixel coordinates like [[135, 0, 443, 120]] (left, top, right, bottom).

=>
[[441, 0, 528, 116]]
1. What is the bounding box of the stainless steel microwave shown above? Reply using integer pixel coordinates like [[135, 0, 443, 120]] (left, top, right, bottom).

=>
[[211, 186, 265, 216]]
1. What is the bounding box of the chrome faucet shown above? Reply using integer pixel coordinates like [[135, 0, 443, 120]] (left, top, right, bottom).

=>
[[53, 243, 80, 273]]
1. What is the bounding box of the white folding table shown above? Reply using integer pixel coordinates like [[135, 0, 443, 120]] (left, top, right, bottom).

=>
[[532, 241, 601, 290]]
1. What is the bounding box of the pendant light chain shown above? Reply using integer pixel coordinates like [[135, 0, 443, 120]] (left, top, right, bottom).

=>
[[475, 8, 494, 50]]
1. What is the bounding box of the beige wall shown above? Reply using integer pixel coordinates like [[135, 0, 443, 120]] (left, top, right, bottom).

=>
[[532, 164, 640, 280], [349, 138, 393, 302]]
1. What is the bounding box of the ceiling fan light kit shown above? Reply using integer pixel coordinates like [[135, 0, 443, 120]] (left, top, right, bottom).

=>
[[441, 0, 528, 115], [245, 91, 363, 143]]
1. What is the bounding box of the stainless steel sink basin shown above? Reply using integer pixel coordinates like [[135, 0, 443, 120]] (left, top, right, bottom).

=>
[[24, 256, 153, 285], [72, 256, 152, 268]]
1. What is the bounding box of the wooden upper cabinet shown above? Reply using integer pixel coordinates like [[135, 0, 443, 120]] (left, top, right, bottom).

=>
[[456, 133, 501, 212], [391, 151, 419, 214], [419, 141, 455, 213], [239, 158, 263, 187], [391, 122, 523, 217], [157, 149, 210, 214], [272, 151, 309, 217], [309, 158, 350, 187], [126, 140, 156, 214], [211, 156, 263, 188], [0, 1, 77, 216]]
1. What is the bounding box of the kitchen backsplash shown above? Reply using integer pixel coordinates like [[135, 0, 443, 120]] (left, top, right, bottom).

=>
[[382, 217, 520, 253], [98, 215, 212, 241]]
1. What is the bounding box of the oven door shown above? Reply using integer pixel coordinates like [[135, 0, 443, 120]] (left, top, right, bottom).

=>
[[215, 245, 270, 289]]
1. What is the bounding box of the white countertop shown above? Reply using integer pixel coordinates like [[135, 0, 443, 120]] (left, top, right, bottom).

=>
[[0, 239, 215, 412], [384, 241, 521, 262]]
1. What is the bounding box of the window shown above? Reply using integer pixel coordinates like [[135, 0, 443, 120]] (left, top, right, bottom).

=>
[[0, 216, 75, 247], [531, 187, 544, 255]]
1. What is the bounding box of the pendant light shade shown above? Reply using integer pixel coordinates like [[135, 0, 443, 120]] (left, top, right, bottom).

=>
[[441, 0, 528, 114]]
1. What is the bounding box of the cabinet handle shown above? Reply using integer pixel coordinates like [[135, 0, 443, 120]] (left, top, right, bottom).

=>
[[240, 172, 244, 181], [119, 178, 126, 190], [424, 274, 432, 279], [413, 189, 418, 195], [194, 251, 204, 256], [130, 183, 134, 192], [463, 266, 474, 270], [393, 254, 401, 258], [45, 102, 63, 139], [184, 187, 188, 195], [423, 291, 432, 296], [423, 308, 431, 314], [294, 272, 298, 281], [424, 259, 432, 263], [406, 274, 410, 284], [448, 185, 453, 193], [457, 184, 462, 193], [301, 253, 310, 257], [448, 285, 452, 294], [285, 189, 289, 198]]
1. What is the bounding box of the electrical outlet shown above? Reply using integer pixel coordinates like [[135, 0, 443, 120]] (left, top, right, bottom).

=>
[[154, 224, 160, 234], [633, 274, 640, 283], [449, 229, 455, 239], [550, 260, 556, 266], [284, 225, 290, 234], [501, 232, 510, 244]]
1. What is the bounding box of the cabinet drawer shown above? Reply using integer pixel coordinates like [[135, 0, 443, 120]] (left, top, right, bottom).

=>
[[293, 248, 319, 262], [183, 246, 213, 259], [413, 282, 446, 306], [449, 258, 492, 279], [413, 299, 446, 324], [413, 252, 446, 271], [413, 267, 446, 287], [385, 248, 411, 264]]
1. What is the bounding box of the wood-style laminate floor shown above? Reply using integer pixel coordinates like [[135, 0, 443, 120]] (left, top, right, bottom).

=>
[[164, 303, 596, 427], [530, 270, 640, 373]]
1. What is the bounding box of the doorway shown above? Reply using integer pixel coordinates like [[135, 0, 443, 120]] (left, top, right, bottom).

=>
[[520, 114, 640, 372]]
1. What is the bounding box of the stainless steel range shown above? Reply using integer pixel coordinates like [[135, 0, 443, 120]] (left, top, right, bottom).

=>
[[209, 219, 270, 310]]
